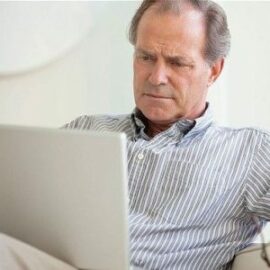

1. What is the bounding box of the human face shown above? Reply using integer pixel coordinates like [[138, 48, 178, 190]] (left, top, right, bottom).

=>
[[133, 5, 217, 125]]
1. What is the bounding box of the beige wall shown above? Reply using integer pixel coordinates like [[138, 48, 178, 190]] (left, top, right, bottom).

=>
[[0, 1, 137, 127], [219, 1, 270, 130]]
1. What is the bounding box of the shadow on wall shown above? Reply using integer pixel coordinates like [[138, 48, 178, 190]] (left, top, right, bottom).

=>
[[0, 1, 137, 127]]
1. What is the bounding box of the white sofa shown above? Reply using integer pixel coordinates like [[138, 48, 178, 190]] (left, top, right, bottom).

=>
[[232, 244, 270, 270]]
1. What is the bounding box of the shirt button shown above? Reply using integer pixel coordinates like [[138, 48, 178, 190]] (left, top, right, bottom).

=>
[[137, 153, 144, 160]]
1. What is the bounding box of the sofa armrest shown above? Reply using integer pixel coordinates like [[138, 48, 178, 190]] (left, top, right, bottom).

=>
[[232, 244, 270, 270]]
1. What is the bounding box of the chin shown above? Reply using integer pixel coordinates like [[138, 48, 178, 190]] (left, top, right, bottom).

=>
[[142, 109, 174, 124]]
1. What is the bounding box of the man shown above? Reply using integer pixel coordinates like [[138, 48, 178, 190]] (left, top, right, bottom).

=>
[[1, 0, 269, 269]]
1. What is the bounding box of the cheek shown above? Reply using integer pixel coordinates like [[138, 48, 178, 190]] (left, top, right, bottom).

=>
[[134, 60, 150, 79], [134, 66, 148, 93], [133, 63, 140, 95], [133, 63, 140, 85], [133, 64, 145, 102], [171, 77, 188, 101]]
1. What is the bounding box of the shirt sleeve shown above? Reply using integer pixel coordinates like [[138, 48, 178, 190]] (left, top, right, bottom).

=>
[[61, 115, 93, 130], [245, 131, 270, 220]]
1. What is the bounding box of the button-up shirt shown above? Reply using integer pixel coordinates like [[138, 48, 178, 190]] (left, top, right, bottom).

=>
[[64, 106, 270, 270]]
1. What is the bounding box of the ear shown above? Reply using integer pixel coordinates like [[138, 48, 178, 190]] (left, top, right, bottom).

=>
[[207, 58, 224, 87]]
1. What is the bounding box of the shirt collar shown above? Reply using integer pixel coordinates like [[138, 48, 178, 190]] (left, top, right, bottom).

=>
[[131, 103, 213, 140], [184, 103, 214, 139]]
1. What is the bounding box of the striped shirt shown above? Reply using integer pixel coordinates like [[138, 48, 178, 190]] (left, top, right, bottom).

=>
[[64, 106, 270, 270]]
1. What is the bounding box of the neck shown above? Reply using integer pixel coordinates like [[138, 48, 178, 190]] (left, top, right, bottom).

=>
[[146, 120, 173, 138], [143, 105, 208, 138]]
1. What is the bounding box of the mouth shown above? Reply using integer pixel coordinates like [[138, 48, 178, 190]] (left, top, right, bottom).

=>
[[144, 93, 172, 99]]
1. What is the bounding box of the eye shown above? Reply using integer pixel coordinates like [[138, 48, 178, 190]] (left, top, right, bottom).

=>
[[141, 54, 155, 62], [169, 60, 193, 69], [170, 60, 185, 67], [142, 55, 151, 61], [135, 51, 155, 63]]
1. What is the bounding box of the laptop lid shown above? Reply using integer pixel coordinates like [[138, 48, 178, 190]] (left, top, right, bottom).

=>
[[0, 124, 130, 270]]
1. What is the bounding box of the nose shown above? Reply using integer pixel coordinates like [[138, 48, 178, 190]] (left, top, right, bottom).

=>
[[148, 62, 168, 86]]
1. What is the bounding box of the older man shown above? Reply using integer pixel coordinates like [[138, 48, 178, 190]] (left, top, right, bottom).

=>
[[1, 0, 270, 269]]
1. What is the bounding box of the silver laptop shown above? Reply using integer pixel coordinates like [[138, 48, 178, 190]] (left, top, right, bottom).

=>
[[0, 124, 130, 270]]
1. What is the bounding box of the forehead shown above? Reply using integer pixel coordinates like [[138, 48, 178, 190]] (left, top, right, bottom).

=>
[[136, 5, 206, 58]]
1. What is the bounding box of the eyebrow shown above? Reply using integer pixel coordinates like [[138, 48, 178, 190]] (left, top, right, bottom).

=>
[[135, 48, 155, 58], [135, 48, 195, 65]]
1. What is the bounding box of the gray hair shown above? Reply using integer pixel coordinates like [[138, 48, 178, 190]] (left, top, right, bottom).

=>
[[129, 0, 231, 65]]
